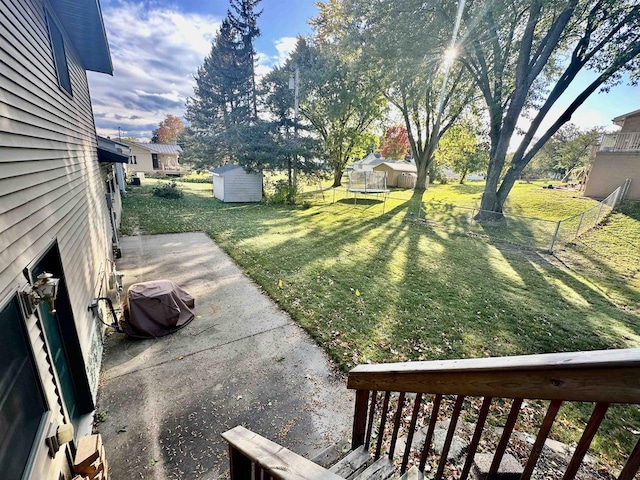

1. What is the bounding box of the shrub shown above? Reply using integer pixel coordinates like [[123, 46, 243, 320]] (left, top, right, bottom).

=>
[[265, 179, 297, 205], [152, 181, 183, 199]]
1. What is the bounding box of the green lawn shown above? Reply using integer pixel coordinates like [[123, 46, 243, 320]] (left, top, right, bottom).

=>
[[121, 178, 640, 465]]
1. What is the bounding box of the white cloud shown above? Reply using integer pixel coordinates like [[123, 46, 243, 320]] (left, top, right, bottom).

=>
[[89, 6, 300, 141], [88, 4, 221, 140]]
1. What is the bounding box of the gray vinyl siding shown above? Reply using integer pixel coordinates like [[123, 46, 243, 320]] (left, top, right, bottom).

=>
[[0, 0, 112, 478], [212, 175, 225, 202], [217, 169, 263, 203]]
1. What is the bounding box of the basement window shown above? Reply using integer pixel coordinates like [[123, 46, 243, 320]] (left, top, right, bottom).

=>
[[45, 10, 72, 96]]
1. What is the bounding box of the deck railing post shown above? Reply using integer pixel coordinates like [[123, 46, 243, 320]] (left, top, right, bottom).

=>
[[352, 389, 369, 449], [229, 445, 252, 479]]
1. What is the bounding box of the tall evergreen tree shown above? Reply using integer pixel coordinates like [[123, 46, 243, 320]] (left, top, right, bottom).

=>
[[183, 0, 262, 167], [228, 0, 262, 121]]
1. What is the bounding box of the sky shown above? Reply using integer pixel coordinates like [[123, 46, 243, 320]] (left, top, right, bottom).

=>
[[88, 0, 639, 145]]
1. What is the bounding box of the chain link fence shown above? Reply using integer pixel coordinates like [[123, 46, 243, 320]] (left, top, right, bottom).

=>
[[551, 179, 631, 252], [300, 180, 631, 252]]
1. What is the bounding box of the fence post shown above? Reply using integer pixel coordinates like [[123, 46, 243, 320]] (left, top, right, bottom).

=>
[[549, 220, 561, 253], [575, 211, 586, 238], [596, 200, 605, 224]]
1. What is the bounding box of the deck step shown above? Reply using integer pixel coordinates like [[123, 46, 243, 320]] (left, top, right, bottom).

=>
[[329, 446, 372, 478], [353, 457, 395, 479], [398, 466, 424, 480], [311, 439, 352, 469]]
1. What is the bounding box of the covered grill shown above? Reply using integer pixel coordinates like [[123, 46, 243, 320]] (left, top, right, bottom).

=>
[[120, 280, 195, 339]]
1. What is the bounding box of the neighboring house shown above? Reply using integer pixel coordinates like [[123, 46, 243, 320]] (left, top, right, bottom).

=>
[[584, 109, 640, 200], [1, 1, 119, 479], [211, 164, 263, 203], [351, 152, 385, 171], [373, 161, 427, 188], [121, 141, 184, 176]]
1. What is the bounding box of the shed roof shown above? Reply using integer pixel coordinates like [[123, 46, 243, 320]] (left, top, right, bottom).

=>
[[50, 0, 113, 74], [210, 164, 243, 176]]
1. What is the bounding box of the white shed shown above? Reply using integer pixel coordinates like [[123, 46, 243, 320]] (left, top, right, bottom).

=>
[[211, 164, 263, 202]]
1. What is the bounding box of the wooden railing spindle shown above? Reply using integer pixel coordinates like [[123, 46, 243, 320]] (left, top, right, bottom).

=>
[[487, 398, 523, 479], [364, 390, 378, 450], [400, 393, 423, 474], [617, 435, 640, 480], [228, 445, 252, 479], [562, 402, 610, 480], [521, 399, 562, 480], [375, 391, 391, 459], [388, 391, 406, 459], [435, 395, 465, 480], [419, 394, 442, 471], [352, 389, 370, 449], [460, 396, 492, 480]]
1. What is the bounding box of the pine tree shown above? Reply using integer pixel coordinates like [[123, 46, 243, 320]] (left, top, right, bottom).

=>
[[183, 1, 262, 167], [228, 0, 262, 122]]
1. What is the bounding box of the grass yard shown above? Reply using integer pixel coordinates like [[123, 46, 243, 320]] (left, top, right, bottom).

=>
[[121, 178, 640, 466]]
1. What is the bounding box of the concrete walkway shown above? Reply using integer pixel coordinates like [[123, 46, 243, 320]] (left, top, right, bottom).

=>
[[99, 233, 352, 479]]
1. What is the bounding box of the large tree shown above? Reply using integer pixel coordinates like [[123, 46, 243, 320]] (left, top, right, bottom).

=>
[[380, 126, 410, 160], [264, 37, 385, 187], [152, 114, 185, 144], [436, 123, 489, 184], [315, 0, 476, 191], [183, 0, 262, 167], [456, 0, 640, 219]]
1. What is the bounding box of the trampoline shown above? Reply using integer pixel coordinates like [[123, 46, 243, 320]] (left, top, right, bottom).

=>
[[347, 170, 389, 193]]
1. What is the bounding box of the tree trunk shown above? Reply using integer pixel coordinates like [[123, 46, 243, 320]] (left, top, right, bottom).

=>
[[413, 148, 433, 192], [332, 165, 343, 187], [475, 161, 505, 221]]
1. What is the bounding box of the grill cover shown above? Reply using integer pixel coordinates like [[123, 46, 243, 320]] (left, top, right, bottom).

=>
[[121, 280, 195, 339]]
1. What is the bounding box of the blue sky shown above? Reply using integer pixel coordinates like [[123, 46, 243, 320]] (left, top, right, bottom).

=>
[[88, 0, 318, 140], [88, 0, 639, 144]]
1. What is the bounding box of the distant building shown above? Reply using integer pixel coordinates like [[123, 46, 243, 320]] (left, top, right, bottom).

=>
[[584, 109, 640, 200], [121, 141, 184, 176]]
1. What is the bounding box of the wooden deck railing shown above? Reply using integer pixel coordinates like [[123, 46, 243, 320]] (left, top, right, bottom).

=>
[[348, 348, 640, 479], [223, 349, 640, 479], [599, 132, 640, 152]]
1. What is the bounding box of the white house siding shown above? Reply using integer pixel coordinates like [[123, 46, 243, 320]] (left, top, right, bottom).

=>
[[222, 169, 263, 203], [126, 143, 155, 173], [0, 0, 112, 478], [213, 175, 225, 201]]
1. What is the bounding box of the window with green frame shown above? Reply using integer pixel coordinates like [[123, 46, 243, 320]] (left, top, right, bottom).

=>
[[0, 295, 49, 478]]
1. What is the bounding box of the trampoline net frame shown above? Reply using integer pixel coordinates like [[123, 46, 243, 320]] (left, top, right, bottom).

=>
[[348, 170, 388, 192]]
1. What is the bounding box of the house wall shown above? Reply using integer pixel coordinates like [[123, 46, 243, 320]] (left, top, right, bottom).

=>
[[0, 0, 113, 478], [124, 143, 180, 175], [126, 144, 155, 173], [621, 114, 640, 133], [221, 169, 263, 203], [584, 152, 640, 200], [212, 175, 225, 201]]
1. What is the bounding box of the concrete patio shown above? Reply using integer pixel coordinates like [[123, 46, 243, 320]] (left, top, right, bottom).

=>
[[98, 233, 353, 479]]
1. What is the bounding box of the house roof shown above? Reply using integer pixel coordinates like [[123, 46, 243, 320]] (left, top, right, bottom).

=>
[[97, 136, 129, 163], [131, 142, 183, 154], [374, 161, 417, 173], [612, 108, 640, 126], [50, 0, 113, 74], [210, 164, 243, 176]]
